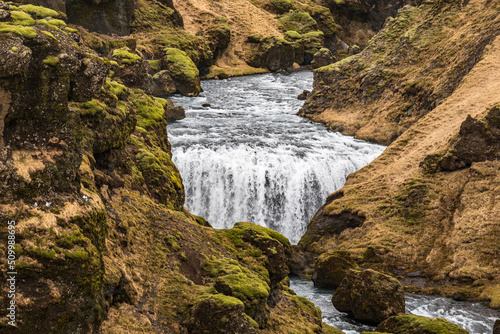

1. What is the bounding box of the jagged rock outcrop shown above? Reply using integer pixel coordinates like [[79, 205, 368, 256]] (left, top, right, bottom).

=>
[[376, 314, 468, 334], [331, 269, 405, 324], [299, 0, 500, 306]]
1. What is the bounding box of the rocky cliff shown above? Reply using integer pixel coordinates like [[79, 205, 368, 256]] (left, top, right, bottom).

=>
[[299, 0, 500, 307], [0, 2, 343, 333]]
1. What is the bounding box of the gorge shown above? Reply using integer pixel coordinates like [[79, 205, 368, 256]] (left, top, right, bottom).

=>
[[0, 0, 499, 332]]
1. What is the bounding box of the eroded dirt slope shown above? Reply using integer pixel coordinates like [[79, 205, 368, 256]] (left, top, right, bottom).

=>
[[300, 28, 500, 306]]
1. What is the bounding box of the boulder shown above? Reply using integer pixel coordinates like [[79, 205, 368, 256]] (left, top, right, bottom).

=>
[[494, 319, 500, 334], [376, 314, 469, 334], [162, 47, 202, 96], [166, 105, 185, 122], [243, 36, 295, 71], [312, 250, 359, 288], [184, 294, 257, 334], [331, 269, 405, 324], [297, 90, 310, 100], [311, 47, 335, 69], [152, 70, 177, 96]]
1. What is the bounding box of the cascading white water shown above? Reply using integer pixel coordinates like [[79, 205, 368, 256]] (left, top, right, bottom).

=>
[[168, 71, 385, 243]]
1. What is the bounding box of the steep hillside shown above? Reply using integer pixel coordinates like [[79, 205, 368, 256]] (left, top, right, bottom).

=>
[[299, 0, 500, 145], [0, 3, 342, 332], [299, 0, 500, 306]]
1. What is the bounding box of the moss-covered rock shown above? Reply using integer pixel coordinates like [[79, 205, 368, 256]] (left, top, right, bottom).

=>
[[312, 250, 359, 288], [160, 31, 214, 75], [332, 269, 405, 324], [110, 46, 153, 93], [265, 0, 296, 14], [376, 314, 469, 334], [243, 35, 294, 71], [184, 294, 257, 333], [202, 16, 231, 59], [162, 47, 201, 96], [311, 47, 335, 69], [279, 10, 318, 35], [152, 70, 176, 96]]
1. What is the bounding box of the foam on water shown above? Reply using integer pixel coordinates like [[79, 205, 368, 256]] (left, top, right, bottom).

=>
[[167, 71, 385, 243]]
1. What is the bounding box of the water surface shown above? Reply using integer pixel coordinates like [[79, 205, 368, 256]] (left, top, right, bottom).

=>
[[168, 71, 385, 243]]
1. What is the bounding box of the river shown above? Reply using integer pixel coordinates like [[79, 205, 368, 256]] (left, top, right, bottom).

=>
[[167, 71, 499, 333]]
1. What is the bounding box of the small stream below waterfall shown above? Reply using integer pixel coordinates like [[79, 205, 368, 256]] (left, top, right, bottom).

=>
[[290, 276, 500, 334], [167, 71, 499, 333]]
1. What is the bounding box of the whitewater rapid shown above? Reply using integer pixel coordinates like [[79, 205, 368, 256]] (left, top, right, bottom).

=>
[[167, 71, 384, 244]]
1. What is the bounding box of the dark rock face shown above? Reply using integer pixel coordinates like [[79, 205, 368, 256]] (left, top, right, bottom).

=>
[[152, 70, 177, 96], [298, 90, 310, 100], [202, 17, 231, 59], [243, 36, 295, 71], [311, 47, 335, 69], [331, 269, 405, 324], [494, 319, 500, 334], [166, 105, 185, 122], [312, 250, 359, 288], [422, 106, 500, 172], [66, 0, 135, 35], [320, 0, 422, 47], [376, 314, 468, 334], [301, 207, 366, 245], [110, 47, 153, 94]]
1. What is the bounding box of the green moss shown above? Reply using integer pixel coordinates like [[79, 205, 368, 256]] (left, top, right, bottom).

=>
[[148, 59, 162, 72], [64, 27, 78, 33], [285, 30, 302, 40], [380, 314, 468, 333], [233, 222, 290, 246], [302, 30, 324, 39], [40, 30, 56, 40], [78, 99, 106, 116], [10, 11, 35, 26], [291, 295, 321, 319], [42, 56, 60, 66], [32, 247, 57, 260], [165, 235, 180, 251], [279, 11, 318, 34], [129, 90, 166, 129], [112, 47, 141, 64], [19, 4, 60, 18], [163, 47, 199, 80], [64, 248, 90, 261], [204, 258, 270, 301], [160, 32, 212, 67], [36, 19, 66, 27], [196, 293, 244, 308], [245, 314, 259, 328], [106, 79, 128, 100]]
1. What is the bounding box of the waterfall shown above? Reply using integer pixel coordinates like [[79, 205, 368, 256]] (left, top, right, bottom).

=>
[[168, 72, 385, 244]]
